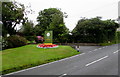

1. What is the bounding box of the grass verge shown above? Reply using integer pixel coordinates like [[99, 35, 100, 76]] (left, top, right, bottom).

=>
[[99, 40, 120, 46], [0, 44, 80, 75]]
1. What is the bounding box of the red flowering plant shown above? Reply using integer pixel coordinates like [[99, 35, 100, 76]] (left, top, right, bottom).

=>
[[37, 44, 58, 48]]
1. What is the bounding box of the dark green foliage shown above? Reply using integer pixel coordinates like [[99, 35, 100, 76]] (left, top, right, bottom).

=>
[[99, 31, 120, 46], [116, 31, 120, 43], [21, 21, 35, 36], [6, 35, 27, 48], [2, 2, 26, 37], [20, 21, 36, 41], [36, 8, 69, 43], [2, 37, 8, 50], [72, 17, 119, 43], [25, 36, 36, 41]]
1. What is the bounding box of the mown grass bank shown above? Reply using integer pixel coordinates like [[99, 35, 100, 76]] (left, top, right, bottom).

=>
[[0, 44, 80, 74]]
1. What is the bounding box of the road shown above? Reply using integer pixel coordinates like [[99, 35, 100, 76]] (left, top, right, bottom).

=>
[[3, 44, 120, 77]]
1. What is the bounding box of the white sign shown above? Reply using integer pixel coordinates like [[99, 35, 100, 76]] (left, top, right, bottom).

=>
[[47, 33, 50, 36]]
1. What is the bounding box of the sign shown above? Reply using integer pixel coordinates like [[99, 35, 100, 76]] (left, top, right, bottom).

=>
[[44, 31, 53, 45]]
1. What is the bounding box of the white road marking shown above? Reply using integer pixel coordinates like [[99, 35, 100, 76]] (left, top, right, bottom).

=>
[[59, 73, 67, 77], [4, 53, 85, 76], [80, 53, 85, 55], [103, 47, 105, 48], [89, 47, 103, 52], [89, 48, 102, 53], [85, 56, 108, 67], [113, 50, 120, 54], [93, 49, 98, 51], [63, 73, 67, 75], [89, 51, 92, 52], [113, 51, 118, 53], [68, 53, 85, 59]]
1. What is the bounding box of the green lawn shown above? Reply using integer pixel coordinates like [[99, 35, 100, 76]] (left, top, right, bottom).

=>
[[0, 44, 80, 74]]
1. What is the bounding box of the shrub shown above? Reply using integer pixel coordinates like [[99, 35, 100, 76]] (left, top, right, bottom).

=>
[[35, 36, 44, 43], [117, 31, 120, 43], [6, 35, 27, 48], [25, 36, 36, 41], [2, 37, 8, 50]]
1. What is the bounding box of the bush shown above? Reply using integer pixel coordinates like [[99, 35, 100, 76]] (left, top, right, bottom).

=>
[[35, 36, 44, 43], [25, 36, 36, 41], [2, 37, 8, 50], [6, 35, 27, 48], [117, 31, 120, 43]]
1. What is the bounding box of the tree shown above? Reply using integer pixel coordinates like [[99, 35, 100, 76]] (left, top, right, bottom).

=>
[[36, 8, 69, 43], [72, 17, 119, 43], [102, 20, 119, 41], [19, 20, 35, 41], [2, 1, 26, 37], [20, 20, 34, 36]]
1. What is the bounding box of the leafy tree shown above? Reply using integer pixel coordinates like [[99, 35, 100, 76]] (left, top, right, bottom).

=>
[[102, 20, 119, 41], [36, 8, 69, 42], [19, 20, 35, 41], [20, 20, 34, 36], [72, 17, 119, 43], [2, 1, 26, 37]]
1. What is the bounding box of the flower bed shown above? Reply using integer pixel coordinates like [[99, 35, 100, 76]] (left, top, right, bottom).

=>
[[37, 44, 58, 48]]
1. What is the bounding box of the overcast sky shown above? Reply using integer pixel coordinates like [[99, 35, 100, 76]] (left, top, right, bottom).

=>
[[15, 0, 119, 31]]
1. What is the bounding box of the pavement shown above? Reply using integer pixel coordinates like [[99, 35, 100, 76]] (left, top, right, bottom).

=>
[[3, 44, 120, 77]]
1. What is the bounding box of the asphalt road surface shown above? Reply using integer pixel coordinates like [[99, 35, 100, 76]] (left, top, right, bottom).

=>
[[3, 44, 120, 77]]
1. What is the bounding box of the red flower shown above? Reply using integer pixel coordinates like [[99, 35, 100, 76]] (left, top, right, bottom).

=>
[[37, 44, 58, 48]]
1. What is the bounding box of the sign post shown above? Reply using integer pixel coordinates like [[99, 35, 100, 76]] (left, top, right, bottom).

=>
[[44, 31, 53, 45]]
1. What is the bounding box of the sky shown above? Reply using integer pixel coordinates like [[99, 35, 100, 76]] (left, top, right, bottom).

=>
[[14, 0, 119, 31]]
